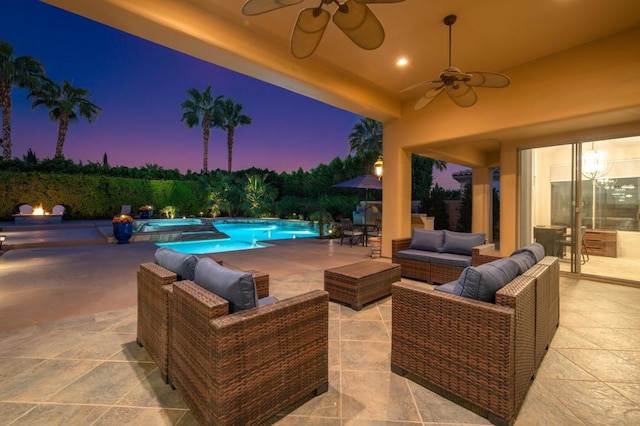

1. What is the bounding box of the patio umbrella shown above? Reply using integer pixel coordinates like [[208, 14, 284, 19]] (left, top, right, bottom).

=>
[[333, 174, 382, 224]]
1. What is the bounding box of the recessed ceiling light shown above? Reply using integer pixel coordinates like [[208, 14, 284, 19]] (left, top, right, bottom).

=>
[[396, 58, 408, 67]]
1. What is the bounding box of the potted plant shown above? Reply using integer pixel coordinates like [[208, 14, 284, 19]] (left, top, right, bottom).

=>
[[138, 205, 154, 219], [112, 214, 134, 244]]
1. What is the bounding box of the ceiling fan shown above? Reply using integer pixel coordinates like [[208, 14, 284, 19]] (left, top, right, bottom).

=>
[[242, 0, 405, 59], [403, 14, 511, 110]]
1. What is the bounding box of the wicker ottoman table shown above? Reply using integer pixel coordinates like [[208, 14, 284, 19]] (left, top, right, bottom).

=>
[[324, 260, 401, 310]]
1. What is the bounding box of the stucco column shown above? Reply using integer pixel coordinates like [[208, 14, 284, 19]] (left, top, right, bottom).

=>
[[471, 167, 493, 242], [381, 124, 412, 258], [500, 145, 518, 254]]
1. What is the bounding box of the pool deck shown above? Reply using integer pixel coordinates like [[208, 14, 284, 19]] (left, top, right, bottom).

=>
[[1, 221, 639, 425], [0, 220, 112, 250], [0, 219, 370, 331]]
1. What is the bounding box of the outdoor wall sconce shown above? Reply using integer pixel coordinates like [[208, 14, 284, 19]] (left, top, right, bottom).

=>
[[0, 235, 6, 250], [374, 156, 383, 180]]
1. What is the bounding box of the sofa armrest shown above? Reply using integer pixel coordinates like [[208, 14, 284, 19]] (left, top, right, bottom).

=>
[[391, 237, 412, 257], [391, 281, 518, 422], [139, 262, 177, 284], [136, 262, 179, 380], [471, 243, 503, 266], [495, 275, 537, 412]]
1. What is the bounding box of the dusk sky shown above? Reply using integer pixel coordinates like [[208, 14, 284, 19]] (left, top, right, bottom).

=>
[[2, 0, 461, 187]]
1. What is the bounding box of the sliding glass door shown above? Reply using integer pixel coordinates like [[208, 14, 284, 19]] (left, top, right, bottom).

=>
[[520, 136, 640, 285]]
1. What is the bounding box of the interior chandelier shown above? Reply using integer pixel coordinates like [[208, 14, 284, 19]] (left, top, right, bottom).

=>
[[582, 142, 612, 181]]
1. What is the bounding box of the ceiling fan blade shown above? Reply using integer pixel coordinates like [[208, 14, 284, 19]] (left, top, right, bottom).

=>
[[242, 0, 303, 16], [291, 8, 330, 59], [332, 0, 385, 50], [466, 71, 511, 88], [400, 79, 441, 93], [354, 0, 406, 3], [447, 83, 478, 107], [414, 86, 444, 110]]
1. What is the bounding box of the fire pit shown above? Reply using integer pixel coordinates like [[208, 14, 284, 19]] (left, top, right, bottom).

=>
[[12, 204, 64, 225]]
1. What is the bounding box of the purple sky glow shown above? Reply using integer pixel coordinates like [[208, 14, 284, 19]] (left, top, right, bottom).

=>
[[2, 0, 462, 188]]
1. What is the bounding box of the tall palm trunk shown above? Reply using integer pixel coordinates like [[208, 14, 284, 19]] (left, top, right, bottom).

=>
[[0, 82, 12, 160], [55, 114, 69, 158], [202, 116, 211, 173], [226, 126, 235, 172]]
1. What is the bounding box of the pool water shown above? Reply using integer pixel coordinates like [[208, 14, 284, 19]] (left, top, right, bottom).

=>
[[156, 239, 266, 254], [156, 221, 319, 254]]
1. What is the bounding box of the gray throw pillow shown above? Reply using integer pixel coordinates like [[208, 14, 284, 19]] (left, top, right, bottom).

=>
[[441, 230, 485, 256], [194, 258, 258, 313], [511, 243, 545, 262], [409, 229, 444, 252], [453, 258, 520, 302], [510, 252, 536, 274], [154, 247, 198, 281]]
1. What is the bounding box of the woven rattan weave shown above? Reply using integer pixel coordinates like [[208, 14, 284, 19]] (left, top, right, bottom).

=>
[[324, 260, 400, 310]]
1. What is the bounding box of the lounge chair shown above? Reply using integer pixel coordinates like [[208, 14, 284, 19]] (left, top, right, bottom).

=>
[[52, 205, 65, 215], [19, 204, 33, 214]]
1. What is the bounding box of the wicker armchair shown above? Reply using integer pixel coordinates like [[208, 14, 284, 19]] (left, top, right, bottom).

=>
[[136, 261, 269, 383], [171, 281, 329, 425], [391, 276, 537, 426]]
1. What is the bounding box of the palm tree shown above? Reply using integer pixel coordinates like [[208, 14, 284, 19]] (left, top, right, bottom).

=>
[[28, 78, 101, 158], [348, 117, 382, 156], [216, 97, 251, 173], [180, 86, 222, 174], [0, 40, 45, 160]]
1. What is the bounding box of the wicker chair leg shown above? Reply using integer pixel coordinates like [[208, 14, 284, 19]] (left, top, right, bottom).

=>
[[160, 372, 169, 385], [391, 363, 406, 376], [314, 382, 329, 395], [136, 338, 143, 347]]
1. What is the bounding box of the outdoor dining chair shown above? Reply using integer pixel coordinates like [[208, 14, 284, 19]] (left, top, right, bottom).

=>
[[340, 218, 363, 247]]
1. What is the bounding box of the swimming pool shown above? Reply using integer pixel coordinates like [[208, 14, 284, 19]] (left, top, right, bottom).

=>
[[156, 220, 320, 254]]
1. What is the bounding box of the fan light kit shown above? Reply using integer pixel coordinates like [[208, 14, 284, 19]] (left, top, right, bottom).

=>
[[403, 14, 511, 109], [242, 0, 405, 59]]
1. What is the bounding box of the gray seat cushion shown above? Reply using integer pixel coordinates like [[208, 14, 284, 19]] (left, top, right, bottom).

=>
[[396, 249, 432, 262], [194, 258, 258, 313], [453, 257, 520, 303], [423, 252, 472, 268], [154, 247, 198, 281], [434, 281, 459, 294], [258, 296, 279, 307], [441, 230, 485, 256]]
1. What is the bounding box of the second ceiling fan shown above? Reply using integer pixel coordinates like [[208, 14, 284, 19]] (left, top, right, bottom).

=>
[[242, 0, 405, 59], [403, 14, 511, 110]]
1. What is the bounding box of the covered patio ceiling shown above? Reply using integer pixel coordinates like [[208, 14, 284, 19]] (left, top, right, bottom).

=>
[[43, 0, 640, 167]]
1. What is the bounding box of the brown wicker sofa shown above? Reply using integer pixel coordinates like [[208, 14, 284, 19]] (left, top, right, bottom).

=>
[[391, 245, 559, 426], [170, 280, 329, 425], [136, 251, 269, 384], [392, 229, 495, 284]]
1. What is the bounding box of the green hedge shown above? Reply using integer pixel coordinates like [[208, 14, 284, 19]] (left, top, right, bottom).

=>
[[0, 171, 207, 220]]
